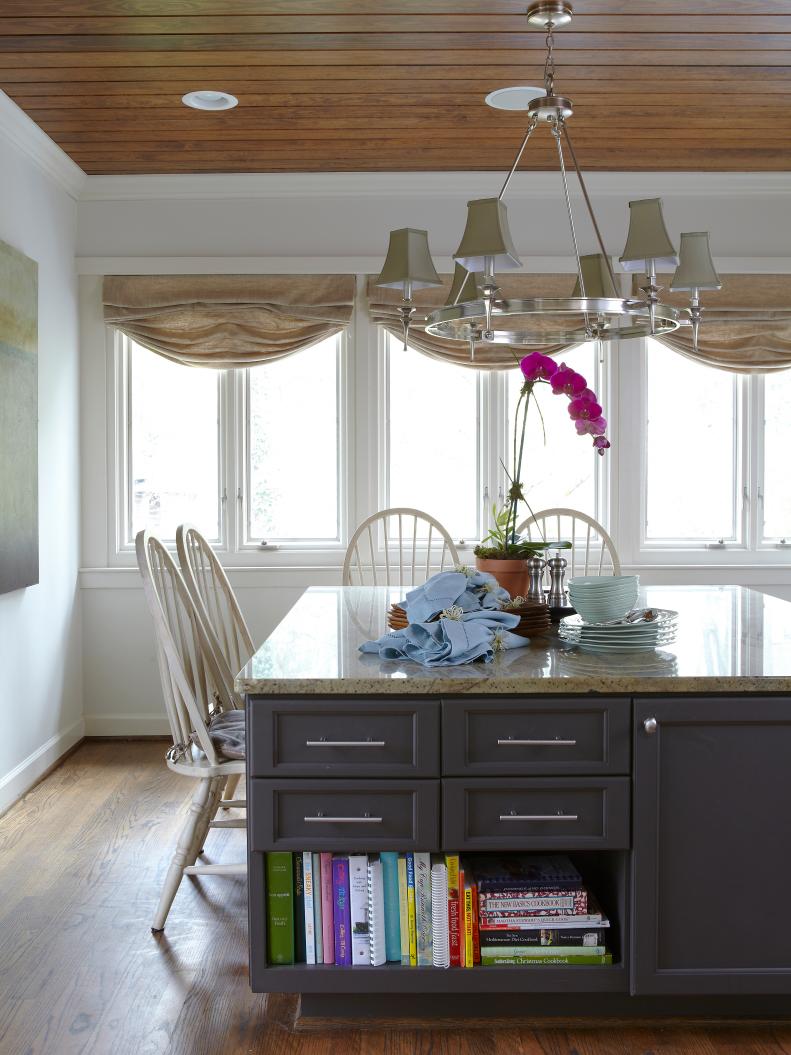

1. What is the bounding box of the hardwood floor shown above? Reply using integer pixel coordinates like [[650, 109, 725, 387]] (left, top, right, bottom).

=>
[[2, 740, 791, 1055]]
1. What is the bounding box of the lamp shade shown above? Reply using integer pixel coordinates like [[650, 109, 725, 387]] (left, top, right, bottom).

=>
[[670, 231, 722, 292], [571, 253, 619, 298], [619, 198, 678, 272], [375, 228, 442, 291], [445, 263, 483, 306], [454, 197, 522, 272]]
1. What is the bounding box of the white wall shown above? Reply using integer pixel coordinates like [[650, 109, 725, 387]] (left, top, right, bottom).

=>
[[76, 171, 791, 735], [0, 97, 85, 812]]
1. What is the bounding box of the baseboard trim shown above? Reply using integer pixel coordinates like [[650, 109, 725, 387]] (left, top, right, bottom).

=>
[[83, 714, 170, 737], [0, 719, 86, 818]]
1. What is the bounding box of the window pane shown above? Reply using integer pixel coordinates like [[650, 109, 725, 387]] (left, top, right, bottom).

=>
[[387, 334, 479, 539], [645, 339, 739, 542], [762, 369, 791, 541], [248, 336, 339, 541], [129, 340, 220, 540], [507, 343, 598, 524]]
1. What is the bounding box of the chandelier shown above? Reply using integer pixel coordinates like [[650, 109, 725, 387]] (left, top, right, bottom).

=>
[[375, 1, 722, 359]]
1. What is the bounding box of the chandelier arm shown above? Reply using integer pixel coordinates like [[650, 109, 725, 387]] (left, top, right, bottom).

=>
[[560, 120, 619, 296], [498, 115, 539, 202], [552, 121, 591, 335]]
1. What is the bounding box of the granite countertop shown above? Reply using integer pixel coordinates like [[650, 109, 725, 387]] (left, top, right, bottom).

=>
[[235, 585, 791, 696]]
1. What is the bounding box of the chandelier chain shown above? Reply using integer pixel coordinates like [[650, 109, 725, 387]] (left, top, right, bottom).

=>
[[544, 21, 556, 95]]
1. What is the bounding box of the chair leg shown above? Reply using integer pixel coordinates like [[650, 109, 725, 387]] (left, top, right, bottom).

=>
[[152, 778, 213, 932], [222, 774, 241, 805], [187, 777, 223, 864]]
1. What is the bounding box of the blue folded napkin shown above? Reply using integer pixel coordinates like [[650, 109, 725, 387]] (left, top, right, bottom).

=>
[[400, 568, 510, 623]]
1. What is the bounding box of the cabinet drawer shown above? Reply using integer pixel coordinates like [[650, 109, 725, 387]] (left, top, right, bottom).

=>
[[442, 696, 630, 776], [250, 779, 440, 852], [248, 697, 439, 777], [442, 777, 630, 850]]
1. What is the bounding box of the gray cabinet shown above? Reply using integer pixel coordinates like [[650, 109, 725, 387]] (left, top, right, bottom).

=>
[[632, 696, 791, 994]]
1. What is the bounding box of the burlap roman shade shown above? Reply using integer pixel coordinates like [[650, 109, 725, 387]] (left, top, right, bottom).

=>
[[367, 273, 578, 369], [632, 273, 791, 374], [103, 274, 355, 368]]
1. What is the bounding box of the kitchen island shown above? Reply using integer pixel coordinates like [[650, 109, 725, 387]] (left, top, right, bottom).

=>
[[237, 584, 791, 1019]]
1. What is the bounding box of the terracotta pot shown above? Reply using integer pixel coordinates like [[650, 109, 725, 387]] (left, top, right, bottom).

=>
[[475, 556, 530, 599]]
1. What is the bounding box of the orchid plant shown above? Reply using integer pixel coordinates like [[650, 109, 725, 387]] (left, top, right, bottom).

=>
[[474, 351, 611, 559]]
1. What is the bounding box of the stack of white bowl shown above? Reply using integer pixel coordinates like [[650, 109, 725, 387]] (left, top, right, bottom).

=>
[[567, 575, 639, 624]]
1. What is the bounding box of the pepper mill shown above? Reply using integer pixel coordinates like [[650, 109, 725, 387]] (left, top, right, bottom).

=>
[[546, 552, 569, 608], [526, 556, 546, 603]]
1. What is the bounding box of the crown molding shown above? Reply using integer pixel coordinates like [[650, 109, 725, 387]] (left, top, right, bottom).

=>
[[0, 91, 86, 200], [78, 170, 791, 204]]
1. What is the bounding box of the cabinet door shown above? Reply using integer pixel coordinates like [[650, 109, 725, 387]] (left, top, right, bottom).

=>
[[633, 696, 791, 994]]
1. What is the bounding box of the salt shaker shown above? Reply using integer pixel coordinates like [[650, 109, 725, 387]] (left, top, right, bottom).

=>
[[526, 556, 546, 603], [546, 552, 569, 607]]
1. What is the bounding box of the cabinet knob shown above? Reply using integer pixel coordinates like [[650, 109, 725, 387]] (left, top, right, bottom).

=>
[[643, 717, 658, 735]]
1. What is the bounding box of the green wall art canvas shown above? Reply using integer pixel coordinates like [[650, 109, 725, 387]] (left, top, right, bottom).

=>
[[0, 239, 38, 595]]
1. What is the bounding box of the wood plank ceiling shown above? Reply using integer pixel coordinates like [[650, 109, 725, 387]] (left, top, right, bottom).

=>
[[0, 1, 790, 175]]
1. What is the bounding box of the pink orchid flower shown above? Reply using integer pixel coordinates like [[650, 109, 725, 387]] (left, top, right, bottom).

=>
[[520, 351, 558, 382], [593, 435, 611, 456], [568, 396, 603, 421], [550, 365, 587, 397]]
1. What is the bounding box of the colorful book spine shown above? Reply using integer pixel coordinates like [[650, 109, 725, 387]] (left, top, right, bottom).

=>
[[397, 855, 410, 966], [479, 945, 607, 959], [479, 890, 588, 915], [463, 882, 474, 969], [367, 855, 387, 967], [479, 911, 603, 929], [302, 851, 316, 965], [265, 852, 294, 966], [405, 853, 418, 967], [312, 852, 323, 964], [380, 852, 401, 963], [471, 881, 480, 966], [320, 852, 335, 965], [458, 866, 466, 967], [481, 952, 612, 967], [293, 853, 306, 963], [333, 856, 351, 966], [481, 927, 608, 947], [349, 854, 370, 966], [445, 854, 461, 968], [414, 852, 432, 967]]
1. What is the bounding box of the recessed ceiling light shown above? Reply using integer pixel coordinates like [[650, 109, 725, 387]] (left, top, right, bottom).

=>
[[485, 86, 544, 111], [182, 90, 238, 111]]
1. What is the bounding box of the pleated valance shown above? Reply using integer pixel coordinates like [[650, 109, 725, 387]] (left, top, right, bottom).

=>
[[367, 273, 577, 370], [632, 273, 791, 374], [103, 274, 356, 368]]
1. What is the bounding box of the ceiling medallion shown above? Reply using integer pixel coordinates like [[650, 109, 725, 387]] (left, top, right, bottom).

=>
[[375, 1, 720, 358]]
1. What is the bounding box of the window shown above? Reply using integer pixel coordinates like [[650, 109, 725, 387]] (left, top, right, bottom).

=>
[[761, 367, 791, 543], [127, 339, 222, 541], [644, 338, 742, 544], [385, 334, 480, 540], [246, 336, 341, 543], [506, 342, 600, 524]]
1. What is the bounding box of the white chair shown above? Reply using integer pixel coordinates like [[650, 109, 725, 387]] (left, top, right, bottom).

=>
[[342, 507, 460, 588], [176, 524, 254, 805], [136, 529, 246, 933], [516, 507, 621, 577]]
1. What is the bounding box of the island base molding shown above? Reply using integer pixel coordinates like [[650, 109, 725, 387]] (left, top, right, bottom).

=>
[[298, 993, 791, 1022]]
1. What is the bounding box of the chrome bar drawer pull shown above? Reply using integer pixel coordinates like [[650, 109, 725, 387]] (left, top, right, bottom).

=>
[[305, 738, 386, 747], [304, 812, 383, 824], [497, 737, 577, 747], [499, 810, 579, 822]]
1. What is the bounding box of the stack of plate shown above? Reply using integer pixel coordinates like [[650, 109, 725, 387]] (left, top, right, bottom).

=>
[[567, 575, 639, 623], [387, 603, 410, 630], [558, 609, 678, 653], [502, 602, 552, 638]]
